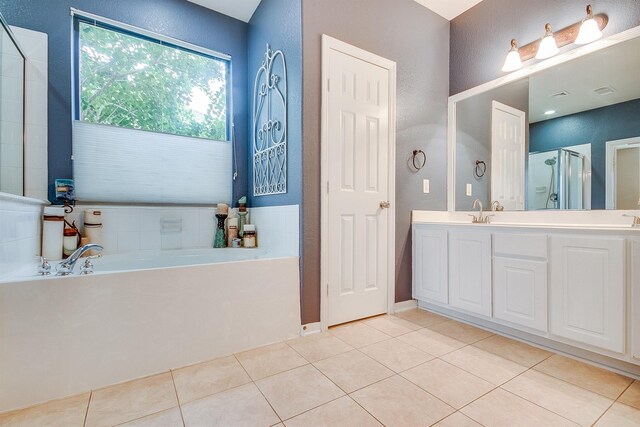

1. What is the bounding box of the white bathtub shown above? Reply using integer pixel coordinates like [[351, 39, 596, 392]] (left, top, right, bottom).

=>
[[0, 249, 301, 412]]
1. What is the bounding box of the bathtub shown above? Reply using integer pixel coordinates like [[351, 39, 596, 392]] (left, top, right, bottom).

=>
[[0, 248, 301, 412]]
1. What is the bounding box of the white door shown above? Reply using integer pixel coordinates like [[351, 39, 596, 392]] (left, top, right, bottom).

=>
[[322, 36, 396, 327], [449, 230, 492, 317], [413, 226, 448, 304], [491, 101, 526, 210]]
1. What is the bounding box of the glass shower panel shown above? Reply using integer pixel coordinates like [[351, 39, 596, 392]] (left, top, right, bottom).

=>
[[567, 151, 584, 209]]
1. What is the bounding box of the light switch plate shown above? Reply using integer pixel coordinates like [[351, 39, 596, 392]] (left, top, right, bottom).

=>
[[466, 183, 472, 196], [423, 179, 430, 194]]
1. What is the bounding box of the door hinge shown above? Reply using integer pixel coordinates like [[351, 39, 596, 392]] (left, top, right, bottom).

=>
[[326, 181, 330, 194]]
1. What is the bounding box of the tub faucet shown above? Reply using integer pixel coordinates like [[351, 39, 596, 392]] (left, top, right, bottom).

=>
[[56, 244, 103, 276]]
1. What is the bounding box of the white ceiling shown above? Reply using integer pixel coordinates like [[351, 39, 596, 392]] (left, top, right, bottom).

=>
[[187, 0, 485, 23]]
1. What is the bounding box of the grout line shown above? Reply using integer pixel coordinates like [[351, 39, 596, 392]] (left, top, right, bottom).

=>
[[169, 370, 186, 427], [82, 391, 92, 427], [590, 380, 637, 426], [233, 354, 283, 424]]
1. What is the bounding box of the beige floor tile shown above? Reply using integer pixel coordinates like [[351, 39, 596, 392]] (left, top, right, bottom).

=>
[[255, 364, 344, 420], [534, 355, 633, 399], [286, 332, 354, 362], [283, 396, 381, 427], [619, 381, 640, 410], [0, 393, 90, 427], [461, 388, 579, 427], [396, 328, 466, 357], [595, 402, 640, 426], [363, 315, 421, 336], [119, 407, 183, 426], [427, 319, 494, 344], [441, 346, 527, 385], [433, 411, 482, 427], [502, 369, 613, 426], [172, 355, 251, 404], [394, 308, 450, 328], [85, 373, 178, 427], [360, 338, 434, 372], [329, 322, 392, 348], [401, 359, 495, 409], [473, 335, 553, 367], [235, 342, 308, 380], [313, 350, 394, 393], [181, 383, 279, 427], [351, 375, 454, 427]]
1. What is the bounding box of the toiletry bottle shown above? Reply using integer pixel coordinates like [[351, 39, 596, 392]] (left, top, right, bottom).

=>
[[238, 196, 248, 237], [84, 209, 103, 255], [243, 224, 257, 248], [42, 206, 65, 260], [63, 228, 79, 258]]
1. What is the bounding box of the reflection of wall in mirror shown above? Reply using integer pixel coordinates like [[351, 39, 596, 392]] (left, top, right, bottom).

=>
[[530, 98, 640, 209], [616, 147, 640, 210]]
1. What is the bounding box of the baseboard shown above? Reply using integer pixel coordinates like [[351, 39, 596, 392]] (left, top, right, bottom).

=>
[[393, 299, 418, 313], [300, 322, 322, 336]]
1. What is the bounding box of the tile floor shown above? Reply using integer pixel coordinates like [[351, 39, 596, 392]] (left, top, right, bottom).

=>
[[1, 309, 640, 426]]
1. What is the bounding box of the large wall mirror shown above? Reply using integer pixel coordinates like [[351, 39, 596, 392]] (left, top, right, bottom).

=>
[[0, 12, 25, 196], [450, 27, 640, 212]]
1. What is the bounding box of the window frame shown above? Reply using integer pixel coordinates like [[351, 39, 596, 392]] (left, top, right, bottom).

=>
[[71, 8, 233, 142]]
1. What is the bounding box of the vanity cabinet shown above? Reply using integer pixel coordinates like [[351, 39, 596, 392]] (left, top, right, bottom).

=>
[[549, 236, 625, 353], [412, 226, 448, 304], [630, 240, 640, 361], [448, 230, 492, 317], [492, 234, 548, 332]]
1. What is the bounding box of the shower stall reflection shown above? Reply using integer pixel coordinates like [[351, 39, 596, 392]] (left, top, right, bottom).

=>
[[528, 149, 586, 210]]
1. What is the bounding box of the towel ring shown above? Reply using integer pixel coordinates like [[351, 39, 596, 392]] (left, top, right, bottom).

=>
[[411, 150, 426, 171], [474, 160, 486, 178]]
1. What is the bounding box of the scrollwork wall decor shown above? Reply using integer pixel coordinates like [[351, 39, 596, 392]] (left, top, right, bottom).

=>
[[253, 44, 287, 196]]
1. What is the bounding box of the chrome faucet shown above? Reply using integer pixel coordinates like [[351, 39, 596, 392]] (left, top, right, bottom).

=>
[[491, 200, 504, 212], [469, 199, 494, 224], [623, 214, 640, 227], [56, 244, 103, 276]]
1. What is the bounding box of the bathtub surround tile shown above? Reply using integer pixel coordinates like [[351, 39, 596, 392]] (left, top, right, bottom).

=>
[[351, 375, 454, 427], [441, 346, 528, 385], [396, 328, 467, 357], [595, 403, 640, 426], [461, 388, 579, 427], [172, 355, 251, 404], [236, 342, 308, 381], [433, 412, 482, 427], [502, 369, 613, 426], [427, 319, 494, 344], [363, 315, 421, 337], [473, 335, 553, 367], [329, 322, 392, 348], [313, 350, 394, 393], [533, 354, 634, 399], [393, 308, 451, 328], [359, 338, 435, 373], [119, 407, 183, 427], [85, 372, 178, 427], [401, 359, 495, 409], [283, 396, 382, 427], [619, 381, 640, 409], [255, 364, 344, 420], [0, 393, 90, 427], [286, 332, 354, 362], [181, 383, 279, 427]]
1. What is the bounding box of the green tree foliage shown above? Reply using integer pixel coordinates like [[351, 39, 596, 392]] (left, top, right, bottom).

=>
[[79, 23, 228, 141]]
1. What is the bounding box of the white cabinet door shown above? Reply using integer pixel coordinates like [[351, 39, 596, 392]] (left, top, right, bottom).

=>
[[449, 231, 492, 317], [632, 240, 640, 362], [493, 257, 547, 332], [549, 236, 625, 353], [412, 226, 448, 304]]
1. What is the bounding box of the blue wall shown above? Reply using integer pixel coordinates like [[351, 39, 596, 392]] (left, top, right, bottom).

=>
[[0, 0, 249, 203], [530, 98, 640, 209], [247, 0, 302, 208]]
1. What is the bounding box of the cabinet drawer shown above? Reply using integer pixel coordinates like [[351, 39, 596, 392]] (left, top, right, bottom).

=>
[[493, 233, 547, 259]]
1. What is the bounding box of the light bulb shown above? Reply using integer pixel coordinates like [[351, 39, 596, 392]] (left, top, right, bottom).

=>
[[576, 5, 602, 45], [535, 23, 559, 60], [501, 39, 523, 72]]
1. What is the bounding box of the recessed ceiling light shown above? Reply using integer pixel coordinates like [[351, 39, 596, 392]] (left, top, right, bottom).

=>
[[544, 110, 556, 115]]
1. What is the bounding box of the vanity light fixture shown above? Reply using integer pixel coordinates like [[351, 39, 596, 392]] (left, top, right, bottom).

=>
[[500, 4, 608, 73], [535, 23, 560, 60], [575, 5, 603, 44], [501, 39, 523, 72]]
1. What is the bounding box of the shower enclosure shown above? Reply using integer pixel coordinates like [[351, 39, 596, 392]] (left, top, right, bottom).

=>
[[528, 148, 586, 210]]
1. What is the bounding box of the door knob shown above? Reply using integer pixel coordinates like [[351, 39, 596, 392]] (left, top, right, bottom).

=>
[[380, 201, 390, 209]]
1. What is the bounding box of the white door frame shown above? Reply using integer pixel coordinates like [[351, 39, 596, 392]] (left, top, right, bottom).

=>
[[605, 136, 640, 209], [320, 35, 397, 330]]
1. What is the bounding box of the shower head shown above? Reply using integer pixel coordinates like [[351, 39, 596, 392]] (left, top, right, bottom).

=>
[[545, 157, 557, 166]]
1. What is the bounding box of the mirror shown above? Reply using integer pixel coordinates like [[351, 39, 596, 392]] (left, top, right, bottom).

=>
[[0, 12, 25, 196], [452, 30, 640, 211]]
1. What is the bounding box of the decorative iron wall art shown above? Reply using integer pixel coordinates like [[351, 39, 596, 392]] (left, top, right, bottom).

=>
[[253, 44, 287, 196]]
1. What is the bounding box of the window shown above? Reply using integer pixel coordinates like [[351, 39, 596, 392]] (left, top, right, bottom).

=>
[[71, 11, 233, 205]]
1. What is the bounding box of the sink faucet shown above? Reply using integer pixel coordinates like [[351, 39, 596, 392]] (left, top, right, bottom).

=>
[[469, 199, 494, 224], [56, 244, 103, 276]]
